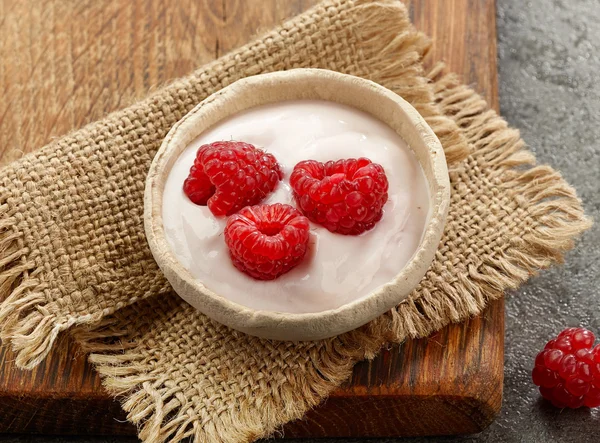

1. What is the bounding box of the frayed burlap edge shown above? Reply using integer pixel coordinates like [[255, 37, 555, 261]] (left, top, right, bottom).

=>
[[349, 2, 469, 167], [0, 0, 469, 370], [365, 72, 592, 348]]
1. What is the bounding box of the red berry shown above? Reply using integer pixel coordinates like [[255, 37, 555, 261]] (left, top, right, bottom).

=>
[[223, 204, 310, 280], [532, 366, 559, 388], [566, 377, 590, 396], [585, 384, 600, 407], [553, 383, 584, 408], [593, 363, 600, 379], [554, 337, 573, 353], [552, 383, 573, 408], [290, 158, 389, 235], [577, 361, 593, 382], [593, 345, 600, 363], [584, 396, 600, 408], [183, 141, 283, 216], [558, 354, 577, 379], [533, 327, 600, 409], [575, 348, 595, 364], [569, 396, 586, 409], [543, 349, 564, 371], [534, 350, 547, 367], [539, 386, 555, 401], [572, 329, 595, 350], [558, 327, 578, 339]]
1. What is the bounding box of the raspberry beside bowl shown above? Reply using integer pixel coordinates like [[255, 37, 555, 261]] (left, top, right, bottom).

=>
[[144, 69, 450, 341]]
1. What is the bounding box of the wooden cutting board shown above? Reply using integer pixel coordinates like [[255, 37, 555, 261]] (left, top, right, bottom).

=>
[[0, 0, 502, 438]]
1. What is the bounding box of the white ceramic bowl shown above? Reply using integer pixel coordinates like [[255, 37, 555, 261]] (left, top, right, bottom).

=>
[[144, 69, 449, 341]]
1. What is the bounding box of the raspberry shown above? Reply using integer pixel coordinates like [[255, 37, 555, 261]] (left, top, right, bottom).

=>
[[224, 204, 310, 280], [532, 327, 600, 409], [290, 158, 389, 235], [183, 141, 283, 216]]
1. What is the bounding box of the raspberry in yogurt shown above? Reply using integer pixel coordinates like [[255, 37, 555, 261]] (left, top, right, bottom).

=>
[[162, 100, 430, 313]]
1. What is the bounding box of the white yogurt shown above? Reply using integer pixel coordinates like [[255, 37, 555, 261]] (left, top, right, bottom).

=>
[[162, 100, 430, 313]]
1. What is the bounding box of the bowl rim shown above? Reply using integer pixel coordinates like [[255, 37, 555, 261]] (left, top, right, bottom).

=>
[[144, 68, 450, 341]]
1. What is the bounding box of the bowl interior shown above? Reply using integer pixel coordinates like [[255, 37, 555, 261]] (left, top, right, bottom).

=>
[[144, 69, 449, 341]]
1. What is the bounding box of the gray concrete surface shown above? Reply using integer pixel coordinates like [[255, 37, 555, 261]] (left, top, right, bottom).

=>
[[1, 0, 599, 442]]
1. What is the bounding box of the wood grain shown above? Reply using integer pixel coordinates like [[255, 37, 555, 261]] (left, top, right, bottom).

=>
[[0, 0, 502, 437]]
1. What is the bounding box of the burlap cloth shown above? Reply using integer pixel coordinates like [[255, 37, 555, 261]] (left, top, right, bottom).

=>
[[0, 1, 591, 442]]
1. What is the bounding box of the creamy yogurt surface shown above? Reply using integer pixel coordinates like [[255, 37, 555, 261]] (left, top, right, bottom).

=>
[[162, 100, 430, 313]]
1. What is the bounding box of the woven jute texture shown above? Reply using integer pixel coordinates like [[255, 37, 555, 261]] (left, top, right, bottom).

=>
[[0, 0, 591, 442]]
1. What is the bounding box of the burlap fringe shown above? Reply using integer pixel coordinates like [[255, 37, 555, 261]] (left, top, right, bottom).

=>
[[75, 299, 396, 443], [0, 193, 60, 369], [374, 74, 593, 344], [353, 0, 470, 167], [0, 201, 99, 369]]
